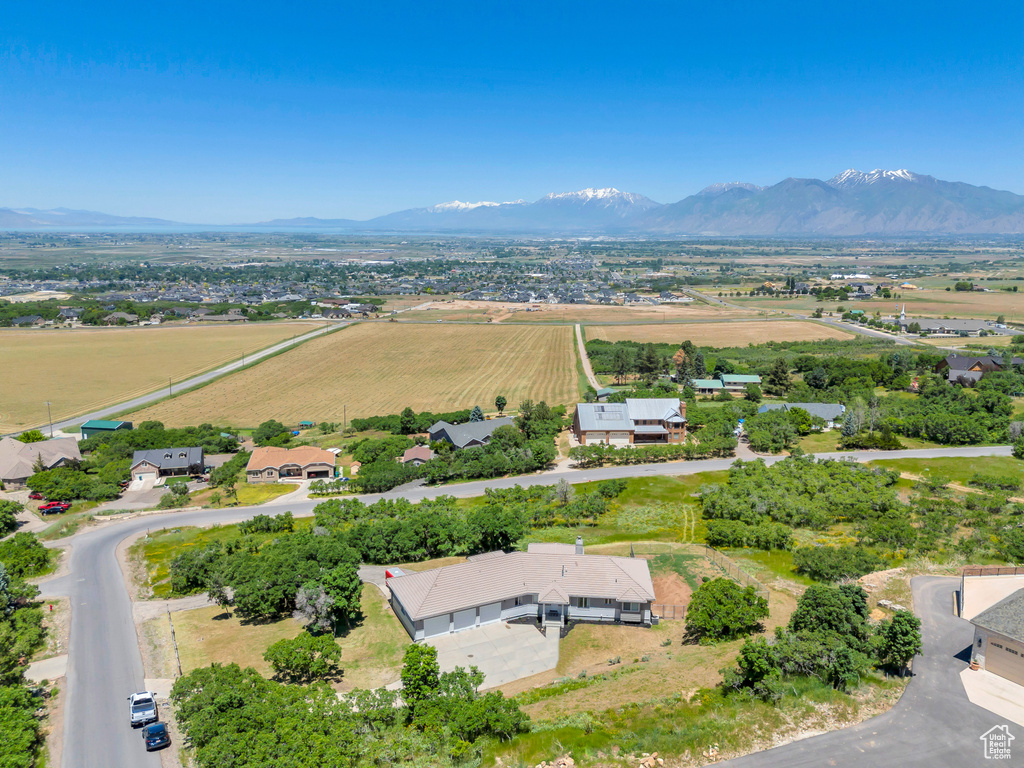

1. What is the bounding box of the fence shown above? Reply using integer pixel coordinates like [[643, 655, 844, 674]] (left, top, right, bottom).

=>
[[962, 566, 1024, 578], [702, 545, 770, 602], [651, 603, 686, 620]]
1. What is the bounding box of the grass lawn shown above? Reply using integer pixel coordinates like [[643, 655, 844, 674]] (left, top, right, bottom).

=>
[[170, 583, 409, 689], [232, 483, 296, 505], [724, 548, 817, 587], [868, 456, 1024, 486]]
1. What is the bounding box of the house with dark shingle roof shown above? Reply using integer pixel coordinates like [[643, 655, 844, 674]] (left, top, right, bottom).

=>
[[971, 587, 1024, 686], [428, 417, 515, 450], [757, 402, 846, 429], [130, 447, 205, 481]]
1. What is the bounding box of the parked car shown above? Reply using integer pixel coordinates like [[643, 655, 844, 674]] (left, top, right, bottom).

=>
[[141, 721, 170, 751], [38, 501, 71, 514], [28, 492, 44, 500], [128, 691, 158, 727], [118, 480, 130, 489]]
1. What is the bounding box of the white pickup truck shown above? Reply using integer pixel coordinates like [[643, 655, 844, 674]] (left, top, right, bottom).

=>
[[128, 691, 158, 727]]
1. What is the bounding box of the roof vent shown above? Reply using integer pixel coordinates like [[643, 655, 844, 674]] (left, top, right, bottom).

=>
[[575, 536, 584, 555]]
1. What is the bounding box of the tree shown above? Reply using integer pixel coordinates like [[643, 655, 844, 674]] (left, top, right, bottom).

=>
[[253, 419, 289, 446], [878, 610, 922, 675], [0, 501, 21, 537], [744, 383, 762, 402], [494, 395, 507, 415], [693, 351, 707, 378], [764, 358, 791, 396], [16, 430, 46, 444], [263, 631, 341, 682], [322, 562, 362, 627], [400, 643, 440, 717], [469, 406, 484, 423], [553, 478, 575, 506], [684, 578, 768, 643], [840, 410, 857, 438], [293, 582, 336, 633], [398, 407, 417, 434], [0, 563, 12, 618], [1013, 437, 1024, 461], [805, 366, 828, 390], [611, 346, 633, 385]]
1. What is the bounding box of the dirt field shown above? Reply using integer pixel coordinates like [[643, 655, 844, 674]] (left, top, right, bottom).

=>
[[128, 322, 579, 427], [585, 320, 854, 346], [0, 322, 320, 433], [401, 299, 758, 324]]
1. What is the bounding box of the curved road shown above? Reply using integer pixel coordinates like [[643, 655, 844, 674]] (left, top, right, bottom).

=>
[[36, 445, 1014, 768]]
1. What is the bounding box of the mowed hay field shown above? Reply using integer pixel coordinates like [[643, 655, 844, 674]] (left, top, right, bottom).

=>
[[584, 320, 854, 346], [0, 322, 320, 433], [128, 322, 579, 428]]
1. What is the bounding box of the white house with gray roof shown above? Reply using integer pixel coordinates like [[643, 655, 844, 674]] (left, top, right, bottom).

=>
[[572, 398, 686, 446], [386, 539, 656, 640], [757, 402, 846, 429]]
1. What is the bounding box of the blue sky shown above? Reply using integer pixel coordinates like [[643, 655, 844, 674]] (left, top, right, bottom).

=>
[[2, 2, 1023, 222]]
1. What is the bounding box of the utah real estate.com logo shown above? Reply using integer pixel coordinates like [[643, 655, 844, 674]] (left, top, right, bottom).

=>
[[980, 725, 1014, 760]]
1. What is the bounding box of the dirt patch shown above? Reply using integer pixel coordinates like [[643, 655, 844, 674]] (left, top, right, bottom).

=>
[[33, 597, 71, 661], [653, 573, 691, 607]]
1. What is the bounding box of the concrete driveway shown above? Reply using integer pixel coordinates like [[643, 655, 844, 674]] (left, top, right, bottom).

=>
[[426, 622, 559, 688]]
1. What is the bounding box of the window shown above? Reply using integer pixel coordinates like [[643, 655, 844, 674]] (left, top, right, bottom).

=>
[[578, 598, 590, 609], [622, 602, 640, 612]]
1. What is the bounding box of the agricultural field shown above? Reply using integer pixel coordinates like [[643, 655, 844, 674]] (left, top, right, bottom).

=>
[[584, 319, 854, 346], [400, 299, 759, 324], [0, 321, 320, 433], [724, 286, 1024, 323], [128, 321, 579, 428]]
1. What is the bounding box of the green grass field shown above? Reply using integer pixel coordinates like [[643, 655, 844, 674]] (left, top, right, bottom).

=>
[[868, 456, 1024, 486]]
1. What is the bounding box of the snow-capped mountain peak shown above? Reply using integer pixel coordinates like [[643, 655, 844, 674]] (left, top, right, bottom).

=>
[[426, 199, 524, 213], [828, 168, 919, 189], [538, 188, 660, 210], [696, 182, 765, 197], [543, 187, 624, 202]]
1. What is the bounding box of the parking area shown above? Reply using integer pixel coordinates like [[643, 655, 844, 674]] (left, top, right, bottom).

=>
[[426, 622, 559, 688]]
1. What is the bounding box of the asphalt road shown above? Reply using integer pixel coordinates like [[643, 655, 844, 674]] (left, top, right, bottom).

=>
[[36, 444, 1014, 768], [724, 577, 1019, 768]]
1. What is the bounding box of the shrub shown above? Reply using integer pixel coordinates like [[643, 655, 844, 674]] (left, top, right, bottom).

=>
[[792, 545, 882, 582], [263, 631, 342, 682], [684, 578, 768, 643]]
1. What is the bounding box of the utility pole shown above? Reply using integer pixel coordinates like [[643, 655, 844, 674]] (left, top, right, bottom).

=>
[[343, 404, 347, 434], [45, 401, 53, 437], [168, 377, 172, 397]]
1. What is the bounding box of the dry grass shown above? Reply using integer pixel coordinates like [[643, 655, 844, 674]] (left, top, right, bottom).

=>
[[586, 319, 854, 346], [128, 322, 579, 427], [169, 584, 410, 689], [0, 322, 320, 433], [402, 299, 758, 324]]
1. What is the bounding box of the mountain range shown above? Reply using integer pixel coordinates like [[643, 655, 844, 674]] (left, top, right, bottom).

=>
[[6, 170, 1024, 235]]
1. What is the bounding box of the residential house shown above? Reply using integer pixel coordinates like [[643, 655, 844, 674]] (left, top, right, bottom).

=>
[[691, 379, 724, 396], [428, 417, 515, 450], [57, 308, 83, 321], [398, 445, 435, 466], [572, 398, 686, 446], [387, 539, 655, 640], [757, 402, 846, 429], [245, 446, 336, 483], [130, 447, 205, 482], [970, 588, 1024, 687], [719, 374, 762, 392], [81, 420, 133, 440], [103, 312, 138, 325], [10, 315, 45, 327], [0, 436, 82, 487]]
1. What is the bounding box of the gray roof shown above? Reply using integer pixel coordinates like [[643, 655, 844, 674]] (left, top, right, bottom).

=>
[[947, 369, 985, 384], [575, 398, 685, 433], [131, 446, 204, 471], [428, 417, 514, 449], [971, 587, 1024, 644], [387, 550, 655, 621], [758, 402, 846, 422], [0, 436, 81, 482]]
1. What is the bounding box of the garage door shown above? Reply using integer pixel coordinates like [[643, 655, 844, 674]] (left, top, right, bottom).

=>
[[422, 614, 450, 638], [987, 636, 1024, 685], [453, 608, 476, 632], [608, 431, 630, 446], [479, 602, 501, 625]]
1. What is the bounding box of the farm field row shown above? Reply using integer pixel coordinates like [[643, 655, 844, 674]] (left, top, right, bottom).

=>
[[127, 322, 580, 428], [400, 299, 760, 324], [583, 319, 854, 345], [0, 321, 321, 433]]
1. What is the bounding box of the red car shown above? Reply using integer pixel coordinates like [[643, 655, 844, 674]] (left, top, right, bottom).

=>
[[38, 501, 71, 514], [28, 492, 44, 500]]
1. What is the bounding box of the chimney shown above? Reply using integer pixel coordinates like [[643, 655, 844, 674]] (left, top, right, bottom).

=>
[[575, 536, 584, 555]]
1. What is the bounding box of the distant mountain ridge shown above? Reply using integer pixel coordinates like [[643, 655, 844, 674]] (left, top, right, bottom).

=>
[[6, 170, 1024, 234]]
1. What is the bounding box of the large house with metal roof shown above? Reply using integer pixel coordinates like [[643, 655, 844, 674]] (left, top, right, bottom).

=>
[[572, 398, 686, 446], [970, 587, 1024, 687], [386, 539, 655, 640], [757, 402, 846, 429]]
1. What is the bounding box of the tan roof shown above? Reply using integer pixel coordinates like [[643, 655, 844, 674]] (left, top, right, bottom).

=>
[[246, 446, 336, 472], [399, 445, 434, 463], [387, 551, 655, 621], [0, 436, 81, 482]]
